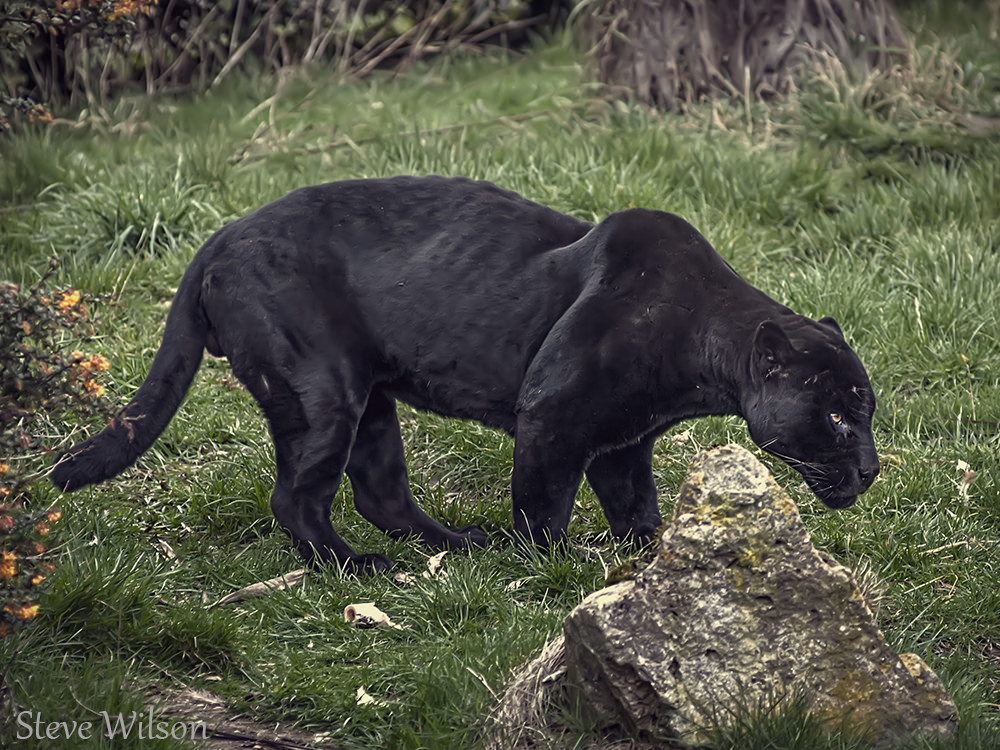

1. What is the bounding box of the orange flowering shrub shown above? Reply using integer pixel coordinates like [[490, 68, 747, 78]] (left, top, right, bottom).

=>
[[0, 1, 155, 131], [0, 259, 113, 636]]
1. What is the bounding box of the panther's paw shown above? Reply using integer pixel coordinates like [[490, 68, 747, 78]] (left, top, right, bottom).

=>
[[454, 524, 488, 547], [346, 553, 394, 575]]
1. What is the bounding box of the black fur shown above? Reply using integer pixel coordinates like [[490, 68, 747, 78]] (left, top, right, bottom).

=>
[[51, 176, 879, 572]]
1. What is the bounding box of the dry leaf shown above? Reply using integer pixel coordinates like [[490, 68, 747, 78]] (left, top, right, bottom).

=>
[[154, 538, 177, 560], [425, 550, 447, 578], [355, 686, 389, 707], [344, 602, 403, 630], [956, 459, 977, 500], [671, 428, 693, 445]]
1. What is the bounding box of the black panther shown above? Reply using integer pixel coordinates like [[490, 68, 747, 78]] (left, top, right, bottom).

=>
[[51, 176, 879, 572]]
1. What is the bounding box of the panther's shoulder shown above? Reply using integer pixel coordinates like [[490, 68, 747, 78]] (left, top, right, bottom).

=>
[[588, 208, 735, 280]]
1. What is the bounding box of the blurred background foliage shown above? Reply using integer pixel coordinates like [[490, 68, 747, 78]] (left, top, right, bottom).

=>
[[0, 0, 565, 129]]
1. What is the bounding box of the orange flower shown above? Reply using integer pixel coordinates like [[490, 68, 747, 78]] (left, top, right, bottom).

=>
[[78, 355, 104, 375], [76, 354, 112, 376], [3, 604, 40, 621], [108, 0, 142, 21], [59, 290, 82, 313], [35, 521, 49, 537], [0, 515, 13, 532], [85, 379, 105, 397], [47, 510, 62, 524], [21, 604, 40, 620], [0, 463, 7, 475], [0, 551, 17, 580], [31, 574, 45, 586], [20, 320, 31, 335], [26, 105, 53, 125]]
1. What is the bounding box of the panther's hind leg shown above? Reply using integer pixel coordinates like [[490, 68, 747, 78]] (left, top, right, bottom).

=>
[[268, 467, 390, 573], [250, 364, 392, 574], [346, 388, 487, 550]]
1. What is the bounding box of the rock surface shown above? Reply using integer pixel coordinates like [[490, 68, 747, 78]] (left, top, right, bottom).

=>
[[491, 445, 958, 748]]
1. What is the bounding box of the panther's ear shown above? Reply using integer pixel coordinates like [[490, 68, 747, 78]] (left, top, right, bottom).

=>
[[818, 316, 844, 338], [753, 320, 794, 380]]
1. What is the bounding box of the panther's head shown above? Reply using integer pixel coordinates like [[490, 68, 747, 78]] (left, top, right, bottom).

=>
[[742, 316, 879, 509]]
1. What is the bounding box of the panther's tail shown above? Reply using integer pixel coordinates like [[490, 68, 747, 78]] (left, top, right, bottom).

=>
[[50, 264, 208, 492]]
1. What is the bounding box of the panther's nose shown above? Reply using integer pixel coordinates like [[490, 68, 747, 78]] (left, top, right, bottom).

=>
[[858, 460, 880, 491]]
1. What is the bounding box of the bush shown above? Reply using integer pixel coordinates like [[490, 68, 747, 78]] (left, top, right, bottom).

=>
[[0, 259, 113, 637], [0, 1, 154, 130]]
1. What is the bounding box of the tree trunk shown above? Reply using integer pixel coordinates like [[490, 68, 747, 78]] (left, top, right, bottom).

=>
[[586, 0, 909, 109]]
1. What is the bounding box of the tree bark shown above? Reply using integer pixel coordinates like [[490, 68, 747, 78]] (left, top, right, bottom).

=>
[[586, 0, 909, 109]]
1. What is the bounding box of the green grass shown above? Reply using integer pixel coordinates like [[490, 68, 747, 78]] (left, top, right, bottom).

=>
[[2, 5, 1000, 748]]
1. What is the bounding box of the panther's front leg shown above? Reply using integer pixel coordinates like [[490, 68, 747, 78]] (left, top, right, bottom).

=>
[[585, 435, 662, 545], [510, 415, 589, 547]]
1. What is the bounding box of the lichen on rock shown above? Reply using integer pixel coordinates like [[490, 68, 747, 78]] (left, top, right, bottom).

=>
[[489, 445, 958, 749]]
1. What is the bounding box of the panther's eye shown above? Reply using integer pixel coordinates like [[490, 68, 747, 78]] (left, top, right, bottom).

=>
[[829, 412, 845, 429]]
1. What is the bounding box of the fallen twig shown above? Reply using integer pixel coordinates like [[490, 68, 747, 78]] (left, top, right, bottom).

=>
[[210, 568, 309, 607]]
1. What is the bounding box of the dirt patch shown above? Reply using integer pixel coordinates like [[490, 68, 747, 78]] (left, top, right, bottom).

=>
[[147, 686, 340, 750]]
